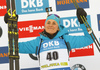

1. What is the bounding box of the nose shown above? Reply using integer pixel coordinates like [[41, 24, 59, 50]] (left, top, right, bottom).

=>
[[49, 23, 53, 26]]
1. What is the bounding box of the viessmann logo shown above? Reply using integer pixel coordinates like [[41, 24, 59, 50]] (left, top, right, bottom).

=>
[[0, 6, 6, 10], [56, 0, 89, 11], [69, 44, 94, 57], [18, 19, 45, 38], [19, 25, 44, 33], [0, 0, 7, 16], [15, 0, 49, 15]]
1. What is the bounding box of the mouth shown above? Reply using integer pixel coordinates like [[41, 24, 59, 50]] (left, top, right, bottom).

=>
[[48, 28, 53, 29]]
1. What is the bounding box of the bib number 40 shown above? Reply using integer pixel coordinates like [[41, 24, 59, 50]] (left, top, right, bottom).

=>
[[46, 51, 59, 61]]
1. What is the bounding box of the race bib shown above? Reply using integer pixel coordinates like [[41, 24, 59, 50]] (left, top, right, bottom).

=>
[[39, 38, 70, 70]]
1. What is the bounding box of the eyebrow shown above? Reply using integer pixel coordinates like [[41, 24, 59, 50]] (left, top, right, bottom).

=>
[[47, 20, 57, 23]]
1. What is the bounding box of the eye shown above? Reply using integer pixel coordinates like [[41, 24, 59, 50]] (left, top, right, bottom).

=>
[[53, 22, 56, 25], [47, 21, 50, 24]]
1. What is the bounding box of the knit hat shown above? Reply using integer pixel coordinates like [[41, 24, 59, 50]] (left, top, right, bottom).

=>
[[45, 14, 61, 31]]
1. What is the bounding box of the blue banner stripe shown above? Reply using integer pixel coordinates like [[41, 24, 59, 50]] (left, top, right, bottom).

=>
[[56, 0, 89, 11], [0, 47, 9, 64], [21, 67, 40, 70], [49, 67, 70, 70]]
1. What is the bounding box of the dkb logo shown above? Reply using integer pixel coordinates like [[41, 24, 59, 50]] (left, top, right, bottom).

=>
[[43, 41, 59, 48], [0, 26, 2, 37], [60, 15, 91, 33], [15, 0, 49, 14]]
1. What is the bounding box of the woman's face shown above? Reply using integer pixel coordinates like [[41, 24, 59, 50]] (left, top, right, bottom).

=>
[[45, 19, 59, 35]]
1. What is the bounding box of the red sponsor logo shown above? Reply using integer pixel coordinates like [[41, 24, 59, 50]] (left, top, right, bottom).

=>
[[0, 0, 7, 16], [69, 44, 94, 57], [18, 19, 46, 38]]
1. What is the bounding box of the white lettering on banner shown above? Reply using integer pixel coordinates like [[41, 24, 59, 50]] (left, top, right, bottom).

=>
[[22, 8, 43, 13], [36, 8, 43, 11], [72, 45, 93, 52], [29, 0, 36, 8], [19, 25, 44, 33], [22, 9, 28, 12], [43, 41, 59, 48], [0, 6, 6, 9], [49, 41, 54, 46], [21, 0, 43, 8], [54, 41, 59, 45], [28, 9, 35, 12], [63, 18, 80, 28], [43, 43, 48, 48], [37, 0, 43, 7]]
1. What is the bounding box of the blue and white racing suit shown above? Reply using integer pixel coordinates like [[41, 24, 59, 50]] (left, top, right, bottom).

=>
[[18, 24, 93, 70]]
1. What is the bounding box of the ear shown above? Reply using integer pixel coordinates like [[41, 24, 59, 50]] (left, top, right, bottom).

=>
[[57, 27, 59, 31]]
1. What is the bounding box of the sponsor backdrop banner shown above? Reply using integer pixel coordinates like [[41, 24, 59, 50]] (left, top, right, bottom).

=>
[[15, 0, 49, 14], [55, 0, 89, 11], [18, 19, 45, 38], [0, 0, 7, 16], [0, 47, 9, 64], [0, 0, 100, 70], [60, 15, 91, 33]]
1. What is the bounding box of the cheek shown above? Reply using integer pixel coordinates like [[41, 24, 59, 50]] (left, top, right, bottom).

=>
[[44, 25, 48, 29], [45, 24, 49, 28], [54, 26, 59, 29]]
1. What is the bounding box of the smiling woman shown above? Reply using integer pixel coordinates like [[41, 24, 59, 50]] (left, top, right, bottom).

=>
[[18, 11, 94, 70], [42, 14, 61, 38], [45, 19, 59, 35]]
